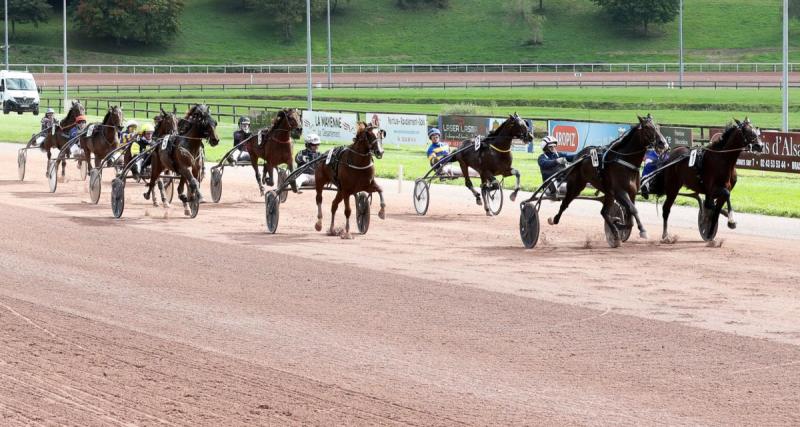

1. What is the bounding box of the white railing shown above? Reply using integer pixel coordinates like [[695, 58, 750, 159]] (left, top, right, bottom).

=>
[[8, 62, 800, 74]]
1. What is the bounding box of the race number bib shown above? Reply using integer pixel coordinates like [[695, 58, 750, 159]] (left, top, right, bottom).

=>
[[51, 125, 56, 136], [473, 136, 482, 151], [590, 148, 599, 168], [326, 149, 334, 165], [689, 149, 698, 167], [257, 132, 263, 146], [161, 137, 169, 150], [86, 125, 95, 138]]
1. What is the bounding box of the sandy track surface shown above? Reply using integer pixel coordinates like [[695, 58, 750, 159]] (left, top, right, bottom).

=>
[[2, 142, 799, 425], [32, 71, 799, 87]]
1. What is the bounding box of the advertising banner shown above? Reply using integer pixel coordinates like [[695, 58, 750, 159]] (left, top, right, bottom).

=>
[[439, 115, 490, 146], [302, 110, 358, 142], [366, 113, 428, 146], [547, 120, 631, 153], [709, 128, 800, 174], [661, 126, 693, 147]]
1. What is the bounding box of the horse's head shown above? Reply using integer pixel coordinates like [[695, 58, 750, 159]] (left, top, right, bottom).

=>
[[180, 104, 220, 146], [636, 114, 668, 152], [276, 108, 303, 140], [735, 117, 764, 153], [61, 101, 85, 127], [154, 108, 178, 138], [508, 113, 534, 143], [354, 122, 385, 159], [105, 105, 124, 131]]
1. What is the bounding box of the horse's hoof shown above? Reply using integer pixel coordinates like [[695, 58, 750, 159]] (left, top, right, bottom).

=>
[[509, 191, 518, 202], [727, 221, 737, 230], [143, 192, 150, 201], [639, 231, 648, 239], [340, 232, 353, 240], [315, 221, 322, 232], [259, 187, 265, 196], [610, 239, 621, 248], [547, 217, 555, 225], [485, 210, 493, 217], [163, 202, 170, 209], [378, 209, 386, 220], [475, 198, 482, 206], [184, 208, 191, 216]]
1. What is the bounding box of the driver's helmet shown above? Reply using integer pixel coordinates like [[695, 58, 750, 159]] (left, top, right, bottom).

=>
[[46, 108, 55, 115], [75, 115, 87, 125], [140, 123, 154, 136], [238, 116, 251, 132], [125, 120, 138, 131], [428, 128, 442, 140], [304, 133, 321, 149], [541, 135, 557, 151]]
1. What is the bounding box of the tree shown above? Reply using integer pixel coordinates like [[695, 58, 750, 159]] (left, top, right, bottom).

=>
[[0, 0, 52, 37], [592, 0, 679, 35], [396, 0, 448, 10], [508, 0, 546, 45], [791, 0, 800, 19], [75, 0, 184, 45], [248, 0, 327, 42]]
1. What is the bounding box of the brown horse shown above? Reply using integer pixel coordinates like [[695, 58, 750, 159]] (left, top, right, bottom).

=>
[[659, 118, 763, 242], [453, 114, 532, 216], [40, 101, 85, 178], [80, 106, 124, 169], [314, 122, 386, 239], [548, 115, 668, 246], [122, 108, 178, 168], [244, 108, 303, 195], [144, 104, 220, 215]]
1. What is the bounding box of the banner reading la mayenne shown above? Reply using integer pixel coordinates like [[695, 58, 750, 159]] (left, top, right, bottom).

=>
[[302, 110, 358, 142]]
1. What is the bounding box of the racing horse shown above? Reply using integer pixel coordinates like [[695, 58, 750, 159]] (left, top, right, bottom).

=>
[[314, 122, 386, 239], [80, 105, 124, 169], [40, 100, 85, 178], [548, 114, 668, 247], [452, 113, 533, 216], [659, 118, 763, 242], [143, 104, 220, 215], [244, 108, 303, 195]]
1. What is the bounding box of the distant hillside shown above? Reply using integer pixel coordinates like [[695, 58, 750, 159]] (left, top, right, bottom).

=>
[[4, 0, 796, 65]]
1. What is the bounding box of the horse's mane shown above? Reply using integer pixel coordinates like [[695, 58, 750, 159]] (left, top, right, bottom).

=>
[[710, 123, 739, 150], [60, 104, 78, 127], [102, 109, 111, 124]]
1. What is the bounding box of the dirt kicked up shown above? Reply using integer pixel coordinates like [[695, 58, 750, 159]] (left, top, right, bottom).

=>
[[0, 142, 799, 425]]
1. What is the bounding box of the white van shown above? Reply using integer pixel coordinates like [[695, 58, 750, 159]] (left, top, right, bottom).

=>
[[0, 70, 41, 115]]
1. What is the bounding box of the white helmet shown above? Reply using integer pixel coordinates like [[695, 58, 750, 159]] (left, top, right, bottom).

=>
[[46, 108, 55, 114], [304, 133, 321, 146], [541, 135, 557, 150], [126, 120, 139, 129]]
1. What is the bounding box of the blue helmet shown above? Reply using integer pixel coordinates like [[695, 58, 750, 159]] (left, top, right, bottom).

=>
[[428, 128, 442, 139]]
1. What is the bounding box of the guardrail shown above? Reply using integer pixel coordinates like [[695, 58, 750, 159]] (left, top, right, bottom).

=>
[[38, 80, 800, 94], [41, 97, 798, 139], [12, 62, 800, 74]]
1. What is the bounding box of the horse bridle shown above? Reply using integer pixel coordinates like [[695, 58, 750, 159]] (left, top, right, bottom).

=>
[[482, 118, 532, 152]]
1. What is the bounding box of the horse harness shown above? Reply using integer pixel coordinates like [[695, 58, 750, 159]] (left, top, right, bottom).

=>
[[325, 146, 374, 187]]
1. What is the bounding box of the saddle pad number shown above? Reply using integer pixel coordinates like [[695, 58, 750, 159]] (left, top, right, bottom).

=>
[[257, 132, 263, 146], [326, 149, 334, 165], [161, 137, 169, 150], [689, 149, 698, 167], [86, 125, 95, 138], [590, 149, 599, 168], [51, 125, 56, 136], [474, 136, 481, 151]]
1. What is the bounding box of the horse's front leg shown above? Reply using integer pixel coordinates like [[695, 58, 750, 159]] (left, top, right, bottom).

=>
[[508, 168, 521, 202], [617, 188, 647, 239], [548, 175, 586, 226], [288, 163, 298, 193], [479, 176, 493, 216], [342, 193, 354, 239], [315, 186, 324, 231], [600, 194, 621, 247], [367, 181, 386, 220], [328, 191, 344, 236], [249, 155, 264, 195], [264, 162, 274, 187], [192, 161, 204, 203], [723, 198, 737, 229], [144, 157, 164, 207]]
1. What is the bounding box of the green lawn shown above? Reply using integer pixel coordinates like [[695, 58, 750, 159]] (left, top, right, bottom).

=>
[[4, 0, 799, 65]]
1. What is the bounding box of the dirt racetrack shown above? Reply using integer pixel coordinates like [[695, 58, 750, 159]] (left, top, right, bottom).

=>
[[32, 71, 800, 87], [1, 142, 799, 425]]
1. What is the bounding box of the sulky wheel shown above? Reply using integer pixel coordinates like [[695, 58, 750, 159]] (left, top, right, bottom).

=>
[[210, 168, 222, 203], [698, 205, 719, 242], [17, 149, 27, 181], [356, 192, 371, 234], [48, 160, 59, 193], [89, 168, 102, 204], [164, 178, 175, 204], [111, 178, 125, 218], [264, 190, 280, 234], [188, 187, 200, 219], [413, 179, 430, 216], [484, 186, 504, 216], [277, 168, 289, 203], [603, 201, 630, 248], [80, 160, 88, 181], [519, 203, 541, 249]]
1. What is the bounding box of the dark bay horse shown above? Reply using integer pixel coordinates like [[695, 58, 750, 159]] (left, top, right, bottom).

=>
[[453, 114, 532, 216], [548, 115, 668, 246], [244, 108, 303, 195], [144, 104, 220, 215], [659, 118, 763, 242], [80, 106, 124, 169], [314, 123, 386, 239], [40, 101, 85, 178]]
